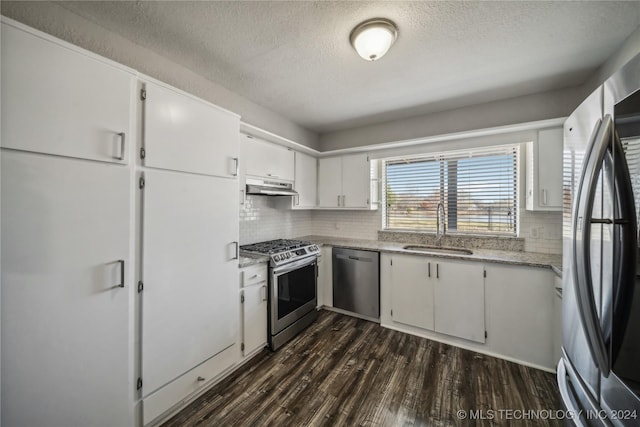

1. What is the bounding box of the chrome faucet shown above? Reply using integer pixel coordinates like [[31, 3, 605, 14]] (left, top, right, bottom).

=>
[[436, 202, 446, 245]]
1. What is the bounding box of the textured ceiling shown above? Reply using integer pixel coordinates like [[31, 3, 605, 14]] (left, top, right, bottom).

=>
[[58, 1, 640, 133]]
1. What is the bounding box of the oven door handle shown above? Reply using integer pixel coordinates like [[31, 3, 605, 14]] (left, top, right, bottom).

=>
[[272, 256, 317, 275]]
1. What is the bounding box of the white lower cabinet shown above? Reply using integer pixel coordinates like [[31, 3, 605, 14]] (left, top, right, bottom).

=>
[[1, 150, 133, 427], [387, 254, 484, 342], [389, 255, 435, 330], [433, 260, 485, 343], [240, 264, 268, 357], [382, 254, 555, 370]]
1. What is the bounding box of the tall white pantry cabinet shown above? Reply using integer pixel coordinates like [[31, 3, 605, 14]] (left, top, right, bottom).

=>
[[1, 18, 241, 427]]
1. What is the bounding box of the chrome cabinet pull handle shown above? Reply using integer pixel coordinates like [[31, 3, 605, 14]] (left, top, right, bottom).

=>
[[114, 132, 125, 160], [196, 376, 205, 382], [342, 195, 346, 206], [117, 260, 125, 288], [232, 242, 239, 260], [428, 262, 431, 278], [436, 263, 439, 279], [262, 285, 268, 301], [232, 158, 239, 176], [240, 189, 245, 205], [337, 195, 340, 207]]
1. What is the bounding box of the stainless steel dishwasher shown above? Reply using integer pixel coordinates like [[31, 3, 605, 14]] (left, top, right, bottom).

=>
[[332, 247, 380, 320]]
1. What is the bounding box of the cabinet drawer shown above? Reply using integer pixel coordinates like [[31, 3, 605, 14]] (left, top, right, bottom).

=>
[[241, 264, 268, 287], [143, 344, 238, 426]]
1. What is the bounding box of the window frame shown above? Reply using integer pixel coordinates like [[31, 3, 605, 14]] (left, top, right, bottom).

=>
[[381, 144, 520, 237]]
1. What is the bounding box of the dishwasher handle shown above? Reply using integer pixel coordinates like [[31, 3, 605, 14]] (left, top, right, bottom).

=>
[[335, 254, 373, 262]]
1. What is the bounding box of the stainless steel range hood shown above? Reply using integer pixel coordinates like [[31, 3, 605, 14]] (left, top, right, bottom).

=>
[[245, 177, 298, 197]]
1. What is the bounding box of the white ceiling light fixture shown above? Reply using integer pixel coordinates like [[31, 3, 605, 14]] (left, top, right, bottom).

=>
[[350, 18, 398, 62]]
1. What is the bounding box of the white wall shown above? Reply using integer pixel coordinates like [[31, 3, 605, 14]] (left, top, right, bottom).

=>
[[318, 86, 583, 151], [0, 1, 320, 151]]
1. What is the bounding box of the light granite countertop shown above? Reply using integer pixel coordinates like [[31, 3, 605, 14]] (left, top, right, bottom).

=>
[[238, 254, 269, 268], [297, 235, 562, 269]]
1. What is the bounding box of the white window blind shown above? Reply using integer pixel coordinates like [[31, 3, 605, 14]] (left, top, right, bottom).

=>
[[383, 145, 519, 235]]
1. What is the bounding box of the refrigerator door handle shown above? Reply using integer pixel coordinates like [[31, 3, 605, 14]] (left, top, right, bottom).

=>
[[573, 116, 611, 376]]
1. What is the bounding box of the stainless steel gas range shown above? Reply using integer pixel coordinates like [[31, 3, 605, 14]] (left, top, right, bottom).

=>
[[240, 239, 320, 350]]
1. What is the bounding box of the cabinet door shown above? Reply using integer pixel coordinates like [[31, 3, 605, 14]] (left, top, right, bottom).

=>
[[1, 150, 132, 427], [317, 157, 342, 207], [537, 128, 563, 209], [433, 260, 485, 343], [242, 136, 294, 181], [1, 22, 134, 163], [293, 151, 317, 208], [341, 154, 370, 208], [144, 80, 240, 177], [242, 284, 268, 356], [141, 169, 239, 396], [390, 255, 434, 330]]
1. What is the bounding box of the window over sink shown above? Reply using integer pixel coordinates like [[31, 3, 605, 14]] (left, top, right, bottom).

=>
[[382, 144, 519, 236]]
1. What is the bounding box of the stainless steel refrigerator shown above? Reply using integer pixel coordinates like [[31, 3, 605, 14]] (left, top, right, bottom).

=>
[[559, 53, 640, 426]]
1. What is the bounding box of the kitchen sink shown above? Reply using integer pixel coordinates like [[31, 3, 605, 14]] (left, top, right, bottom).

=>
[[402, 245, 473, 255]]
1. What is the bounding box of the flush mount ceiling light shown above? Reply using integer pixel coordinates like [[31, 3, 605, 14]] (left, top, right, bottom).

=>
[[350, 18, 398, 61]]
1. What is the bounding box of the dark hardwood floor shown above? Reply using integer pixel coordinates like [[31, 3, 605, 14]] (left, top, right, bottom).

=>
[[163, 311, 562, 426]]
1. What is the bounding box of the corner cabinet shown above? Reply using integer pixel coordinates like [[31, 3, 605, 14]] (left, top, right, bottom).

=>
[[526, 127, 563, 211], [385, 254, 485, 343], [317, 153, 372, 209]]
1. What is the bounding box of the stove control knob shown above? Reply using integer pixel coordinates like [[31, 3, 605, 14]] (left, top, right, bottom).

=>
[[286, 252, 291, 258], [274, 255, 281, 261]]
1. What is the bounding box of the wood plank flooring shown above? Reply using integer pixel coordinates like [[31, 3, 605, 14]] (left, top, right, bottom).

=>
[[162, 311, 562, 426]]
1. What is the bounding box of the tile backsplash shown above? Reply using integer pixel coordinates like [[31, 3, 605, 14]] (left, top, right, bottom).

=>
[[239, 197, 562, 254], [239, 196, 313, 244]]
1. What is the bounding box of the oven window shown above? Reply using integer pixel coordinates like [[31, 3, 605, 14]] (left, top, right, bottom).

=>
[[277, 263, 316, 320]]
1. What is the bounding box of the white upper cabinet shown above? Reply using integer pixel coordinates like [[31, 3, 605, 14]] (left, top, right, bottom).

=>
[[317, 156, 343, 208], [293, 151, 318, 209], [143, 79, 240, 177], [241, 135, 295, 181], [1, 21, 135, 163], [318, 153, 371, 209], [526, 127, 563, 211]]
